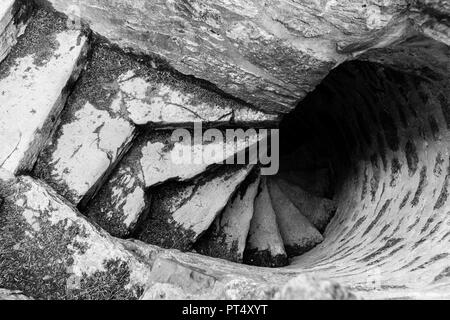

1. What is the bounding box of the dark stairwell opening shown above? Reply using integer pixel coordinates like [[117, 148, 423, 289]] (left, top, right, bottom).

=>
[[191, 36, 450, 282]]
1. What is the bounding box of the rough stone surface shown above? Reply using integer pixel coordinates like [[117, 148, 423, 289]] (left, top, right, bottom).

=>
[[244, 177, 288, 268], [267, 178, 324, 256], [85, 129, 263, 238], [40, 0, 435, 113], [0, 0, 32, 63], [0, 0, 449, 302], [195, 169, 261, 263], [274, 274, 358, 300], [283, 57, 450, 300], [33, 98, 136, 206], [274, 178, 337, 233], [276, 169, 333, 198], [138, 165, 253, 251], [122, 239, 288, 300], [33, 38, 276, 207], [0, 171, 151, 300], [108, 69, 277, 127], [123, 239, 359, 300], [0, 9, 89, 175]]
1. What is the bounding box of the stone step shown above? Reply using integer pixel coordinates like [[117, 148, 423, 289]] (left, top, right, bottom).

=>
[[138, 165, 253, 251], [276, 168, 333, 198], [267, 178, 324, 257], [195, 169, 261, 263], [72, 38, 278, 128], [0, 0, 15, 33], [84, 129, 263, 238], [0, 9, 89, 175], [32, 41, 138, 206], [243, 177, 288, 268], [0, 0, 32, 62], [0, 169, 150, 300], [274, 177, 337, 233]]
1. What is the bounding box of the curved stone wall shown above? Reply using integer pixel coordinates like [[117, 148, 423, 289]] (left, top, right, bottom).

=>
[[278, 41, 450, 299]]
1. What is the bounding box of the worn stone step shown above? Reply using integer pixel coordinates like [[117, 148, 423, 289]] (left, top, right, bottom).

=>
[[0, 0, 32, 63], [0, 0, 15, 33], [33, 100, 136, 206], [84, 129, 263, 238], [195, 169, 261, 263], [0, 169, 150, 300], [138, 165, 253, 251], [243, 177, 288, 268], [280, 144, 330, 172], [274, 177, 337, 233], [267, 178, 324, 257], [276, 168, 333, 198], [0, 9, 88, 175]]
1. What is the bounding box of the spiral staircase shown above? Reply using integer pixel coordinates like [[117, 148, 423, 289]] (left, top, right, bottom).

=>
[[0, 2, 449, 300]]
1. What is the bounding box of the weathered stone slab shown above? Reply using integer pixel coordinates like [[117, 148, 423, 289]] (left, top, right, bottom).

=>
[[138, 165, 253, 251], [244, 177, 288, 268], [0, 0, 32, 63], [274, 177, 337, 233], [32, 41, 144, 206], [147, 257, 218, 297], [195, 169, 261, 263], [33, 100, 136, 206], [113, 69, 278, 127], [267, 178, 323, 257], [41, 0, 414, 113], [85, 130, 263, 238], [0, 9, 88, 175], [0, 170, 151, 300]]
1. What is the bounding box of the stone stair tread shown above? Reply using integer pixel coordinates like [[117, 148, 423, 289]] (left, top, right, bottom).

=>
[[276, 168, 332, 198], [120, 69, 279, 126], [33, 42, 138, 206], [84, 129, 264, 238], [195, 169, 261, 263], [138, 165, 254, 251], [267, 178, 324, 257], [82, 130, 150, 239], [274, 177, 337, 233], [243, 177, 288, 268], [0, 9, 88, 175], [0, 0, 15, 29], [0, 0, 28, 62]]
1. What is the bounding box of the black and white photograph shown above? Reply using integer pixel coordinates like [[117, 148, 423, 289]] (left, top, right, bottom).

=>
[[0, 0, 449, 304]]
